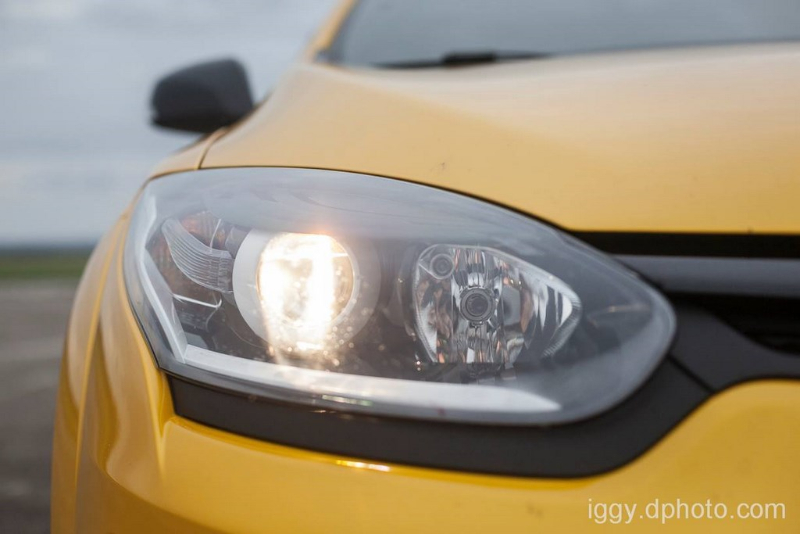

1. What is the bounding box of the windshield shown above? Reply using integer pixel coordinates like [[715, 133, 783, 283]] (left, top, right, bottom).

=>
[[326, 0, 800, 67]]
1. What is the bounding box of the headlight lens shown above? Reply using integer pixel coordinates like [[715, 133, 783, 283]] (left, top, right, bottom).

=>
[[125, 168, 674, 425]]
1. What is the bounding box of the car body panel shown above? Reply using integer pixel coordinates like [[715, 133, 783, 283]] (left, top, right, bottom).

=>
[[51, 221, 125, 534], [149, 128, 229, 179], [54, 1, 800, 531], [52, 225, 800, 533], [198, 43, 800, 234]]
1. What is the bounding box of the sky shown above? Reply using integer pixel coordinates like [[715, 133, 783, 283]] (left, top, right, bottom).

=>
[[0, 0, 337, 247]]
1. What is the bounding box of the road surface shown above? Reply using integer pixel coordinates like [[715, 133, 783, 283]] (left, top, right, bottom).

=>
[[0, 281, 76, 533]]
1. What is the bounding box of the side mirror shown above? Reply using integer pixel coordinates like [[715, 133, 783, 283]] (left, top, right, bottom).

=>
[[151, 59, 254, 134]]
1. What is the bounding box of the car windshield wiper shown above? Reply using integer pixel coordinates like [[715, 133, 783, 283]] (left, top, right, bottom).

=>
[[375, 50, 552, 69]]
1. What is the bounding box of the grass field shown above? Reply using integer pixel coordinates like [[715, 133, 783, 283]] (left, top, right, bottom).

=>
[[0, 251, 91, 279]]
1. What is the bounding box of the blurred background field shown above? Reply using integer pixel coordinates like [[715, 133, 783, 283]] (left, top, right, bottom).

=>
[[0, 250, 90, 279]]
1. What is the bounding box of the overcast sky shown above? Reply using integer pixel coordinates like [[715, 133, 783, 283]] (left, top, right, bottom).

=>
[[0, 0, 337, 246]]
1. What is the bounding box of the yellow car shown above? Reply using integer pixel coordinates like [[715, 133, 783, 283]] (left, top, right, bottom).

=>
[[52, 1, 800, 532]]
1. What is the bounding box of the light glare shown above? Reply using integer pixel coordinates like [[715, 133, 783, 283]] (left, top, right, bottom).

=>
[[257, 233, 355, 355]]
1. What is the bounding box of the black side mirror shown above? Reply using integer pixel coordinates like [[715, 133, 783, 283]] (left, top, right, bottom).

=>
[[151, 59, 254, 134]]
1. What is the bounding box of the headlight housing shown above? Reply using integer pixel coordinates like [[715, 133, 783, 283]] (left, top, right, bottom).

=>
[[125, 168, 674, 425]]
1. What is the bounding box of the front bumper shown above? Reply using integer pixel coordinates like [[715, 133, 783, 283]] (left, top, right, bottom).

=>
[[52, 226, 800, 533]]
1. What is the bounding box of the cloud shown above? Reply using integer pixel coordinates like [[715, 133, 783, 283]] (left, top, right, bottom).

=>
[[0, 0, 338, 245], [0, 0, 91, 21], [0, 46, 50, 72]]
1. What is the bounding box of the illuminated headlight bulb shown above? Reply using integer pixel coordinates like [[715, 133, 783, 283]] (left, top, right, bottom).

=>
[[233, 231, 380, 359], [414, 245, 581, 368], [258, 233, 354, 352]]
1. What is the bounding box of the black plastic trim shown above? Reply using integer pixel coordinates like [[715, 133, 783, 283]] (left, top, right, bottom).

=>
[[671, 304, 800, 390], [618, 256, 800, 298], [578, 232, 800, 258]]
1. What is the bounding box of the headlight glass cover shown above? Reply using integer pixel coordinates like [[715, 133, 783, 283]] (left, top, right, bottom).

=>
[[125, 168, 674, 425]]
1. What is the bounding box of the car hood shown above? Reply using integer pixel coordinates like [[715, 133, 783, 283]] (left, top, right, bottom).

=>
[[201, 43, 800, 234]]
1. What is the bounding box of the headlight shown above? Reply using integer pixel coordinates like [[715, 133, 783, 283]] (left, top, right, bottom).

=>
[[125, 168, 674, 425]]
